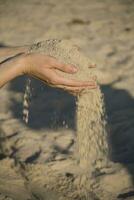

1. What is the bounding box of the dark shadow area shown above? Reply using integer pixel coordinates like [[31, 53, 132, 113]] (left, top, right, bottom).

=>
[[25, 149, 41, 163], [53, 139, 74, 155], [101, 83, 134, 193], [117, 190, 134, 199], [118, 0, 134, 5], [0, 43, 7, 48], [9, 76, 76, 130], [9, 76, 134, 161], [101, 84, 134, 164], [0, 42, 21, 48]]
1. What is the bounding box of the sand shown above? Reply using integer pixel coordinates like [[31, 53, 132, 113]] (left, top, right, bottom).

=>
[[0, 0, 134, 199]]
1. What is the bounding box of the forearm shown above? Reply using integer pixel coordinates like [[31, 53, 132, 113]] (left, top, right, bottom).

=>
[[0, 54, 24, 88], [0, 46, 28, 63]]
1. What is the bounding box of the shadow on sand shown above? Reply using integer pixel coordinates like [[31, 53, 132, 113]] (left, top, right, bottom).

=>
[[3, 75, 134, 198], [9, 76, 76, 130]]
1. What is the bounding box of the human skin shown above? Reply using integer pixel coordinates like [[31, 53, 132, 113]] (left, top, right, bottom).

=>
[[0, 46, 96, 95]]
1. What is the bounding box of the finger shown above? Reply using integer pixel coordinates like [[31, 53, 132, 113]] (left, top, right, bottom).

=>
[[64, 88, 85, 95], [60, 87, 84, 96], [41, 80, 96, 96], [42, 69, 96, 87], [55, 85, 97, 92], [68, 91, 81, 96], [49, 57, 77, 73], [68, 87, 96, 96], [55, 62, 96, 73], [43, 80, 96, 90], [61, 87, 87, 96], [54, 75, 97, 87], [54, 62, 78, 74]]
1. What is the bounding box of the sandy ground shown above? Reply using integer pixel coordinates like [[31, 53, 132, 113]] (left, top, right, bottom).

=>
[[0, 0, 134, 199]]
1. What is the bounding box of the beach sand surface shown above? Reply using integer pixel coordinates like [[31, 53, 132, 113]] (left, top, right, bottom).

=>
[[0, 0, 134, 199]]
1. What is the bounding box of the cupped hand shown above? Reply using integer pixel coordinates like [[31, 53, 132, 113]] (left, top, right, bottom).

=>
[[21, 53, 96, 95]]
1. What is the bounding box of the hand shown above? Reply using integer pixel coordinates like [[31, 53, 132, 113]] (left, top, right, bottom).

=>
[[21, 53, 96, 95]]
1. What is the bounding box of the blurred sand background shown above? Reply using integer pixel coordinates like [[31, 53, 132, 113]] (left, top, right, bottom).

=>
[[0, 0, 134, 199]]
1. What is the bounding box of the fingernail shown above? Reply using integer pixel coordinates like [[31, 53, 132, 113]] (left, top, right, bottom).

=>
[[89, 82, 97, 86], [72, 66, 78, 72], [91, 63, 96, 67]]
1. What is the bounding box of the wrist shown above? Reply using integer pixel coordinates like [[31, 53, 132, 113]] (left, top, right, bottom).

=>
[[14, 54, 26, 77], [0, 54, 26, 88], [19, 54, 31, 75]]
